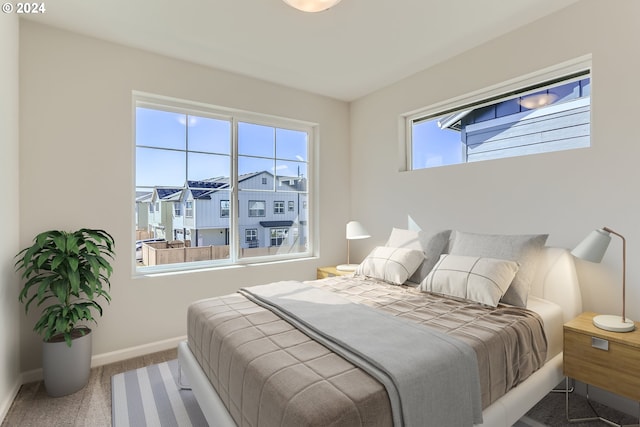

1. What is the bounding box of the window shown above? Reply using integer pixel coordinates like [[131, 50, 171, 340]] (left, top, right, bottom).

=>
[[135, 94, 313, 270], [245, 229, 258, 248], [249, 200, 266, 217], [270, 228, 288, 246], [220, 200, 229, 218], [406, 62, 591, 170], [288, 201, 294, 212]]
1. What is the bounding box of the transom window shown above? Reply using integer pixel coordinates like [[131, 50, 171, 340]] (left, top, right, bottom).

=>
[[406, 61, 591, 170], [135, 94, 312, 271]]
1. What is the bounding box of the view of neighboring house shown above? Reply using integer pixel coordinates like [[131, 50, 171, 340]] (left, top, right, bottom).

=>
[[136, 170, 308, 261], [435, 78, 591, 164], [412, 77, 592, 170], [146, 187, 182, 241]]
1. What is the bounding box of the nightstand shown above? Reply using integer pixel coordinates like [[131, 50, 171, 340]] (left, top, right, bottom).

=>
[[563, 311, 640, 424], [316, 266, 354, 279]]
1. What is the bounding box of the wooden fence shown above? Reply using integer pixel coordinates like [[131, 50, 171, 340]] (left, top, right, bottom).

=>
[[141, 241, 303, 266]]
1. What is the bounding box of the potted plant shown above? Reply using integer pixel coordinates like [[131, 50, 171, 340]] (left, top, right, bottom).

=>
[[15, 228, 115, 397]]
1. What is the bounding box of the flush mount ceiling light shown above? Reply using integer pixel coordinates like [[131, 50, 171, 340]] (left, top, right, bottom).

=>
[[282, 0, 342, 12], [519, 93, 559, 109]]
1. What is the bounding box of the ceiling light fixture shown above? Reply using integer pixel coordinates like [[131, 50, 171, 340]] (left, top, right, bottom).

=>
[[519, 93, 558, 109], [282, 0, 342, 13]]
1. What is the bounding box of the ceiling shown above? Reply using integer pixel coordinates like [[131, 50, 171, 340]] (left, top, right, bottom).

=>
[[24, 0, 579, 101]]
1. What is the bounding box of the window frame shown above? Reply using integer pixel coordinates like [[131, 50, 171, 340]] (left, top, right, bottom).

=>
[[220, 200, 230, 218], [184, 201, 193, 218], [402, 56, 592, 171], [133, 92, 316, 274], [248, 200, 266, 217], [274, 200, 285, 214], [245, 228, 258, 243], [270, 228, 289, 247]]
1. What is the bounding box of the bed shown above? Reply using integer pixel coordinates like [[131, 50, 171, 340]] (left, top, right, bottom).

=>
[[178, 230, 583, 427]]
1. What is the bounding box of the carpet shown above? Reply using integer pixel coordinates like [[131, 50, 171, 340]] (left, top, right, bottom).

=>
[[111, 359, 207, 427]]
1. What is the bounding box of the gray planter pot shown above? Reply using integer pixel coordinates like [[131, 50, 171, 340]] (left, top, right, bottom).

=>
[[42, 328, 92, 397]]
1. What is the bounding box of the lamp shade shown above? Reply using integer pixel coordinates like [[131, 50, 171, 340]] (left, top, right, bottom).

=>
[[282, 0, 342, 12], [571, 228, 611, 263], [571, 227, 635, 332], [346, 221, 370, 240]]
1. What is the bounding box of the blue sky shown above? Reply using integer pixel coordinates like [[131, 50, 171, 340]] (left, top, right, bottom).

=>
[[412, 118, 463, 169], [136, 107, 308, 189]]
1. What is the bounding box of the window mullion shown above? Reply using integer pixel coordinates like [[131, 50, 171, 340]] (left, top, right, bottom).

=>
[[230, 118, 239, 263]]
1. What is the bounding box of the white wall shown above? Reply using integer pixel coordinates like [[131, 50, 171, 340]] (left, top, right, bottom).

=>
[[351, 0, 640, 319], [18, 21, 350, 372], [350, 0, 640, 413], [0, 12, 22, 421]]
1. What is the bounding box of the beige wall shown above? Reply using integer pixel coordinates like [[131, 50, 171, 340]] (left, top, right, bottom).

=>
[[18, 21, 350, 372], [0, 12, 21, 420], [350, 1, 640, 324]]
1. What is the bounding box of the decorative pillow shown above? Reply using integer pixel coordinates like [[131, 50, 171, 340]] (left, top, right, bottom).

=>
[[420, 254, 520, 307], [385, 228, 451, 284], [356, 246, 425, 285], [447, 231, 548, 307]]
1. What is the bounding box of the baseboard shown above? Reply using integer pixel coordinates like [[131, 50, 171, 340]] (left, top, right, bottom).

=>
[[20, 335, 187, 384], [0, 378, 22, 424], [91, 335, 186, 367]]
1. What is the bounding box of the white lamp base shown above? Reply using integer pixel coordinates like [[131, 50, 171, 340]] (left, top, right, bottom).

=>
[[593, 314, 635, 332], [336, 264, 358, 271]]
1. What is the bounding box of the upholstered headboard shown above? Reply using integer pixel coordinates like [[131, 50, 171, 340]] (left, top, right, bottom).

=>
[[529, 247, 583, 323]]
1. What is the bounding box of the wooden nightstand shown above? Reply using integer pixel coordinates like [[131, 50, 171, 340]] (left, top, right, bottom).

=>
[[563, 311, 640, 424], [316, 266, 354, 279]]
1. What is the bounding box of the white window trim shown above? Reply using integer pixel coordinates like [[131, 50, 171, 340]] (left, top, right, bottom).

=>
[[401, 55, 592, 171], [132, 91, 317, 276]]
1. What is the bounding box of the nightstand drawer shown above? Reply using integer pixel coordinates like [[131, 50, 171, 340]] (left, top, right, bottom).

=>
[[564, 328, 640, 401]]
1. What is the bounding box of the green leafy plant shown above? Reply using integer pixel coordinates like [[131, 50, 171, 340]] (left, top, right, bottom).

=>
[[15, 229, 115, 347]]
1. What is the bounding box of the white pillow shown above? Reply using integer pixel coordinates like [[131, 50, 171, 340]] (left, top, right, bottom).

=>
[[385, 228, 451, 284], [356, 246, 425, 285], [419, 254, 519, 307]]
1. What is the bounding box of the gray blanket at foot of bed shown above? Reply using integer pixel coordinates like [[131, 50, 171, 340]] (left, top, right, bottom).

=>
[[240, 281, 483, 427]]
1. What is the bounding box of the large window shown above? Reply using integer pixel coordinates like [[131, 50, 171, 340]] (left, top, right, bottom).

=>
[[135, 94, 312, 270], [406, 62, 591, 170]]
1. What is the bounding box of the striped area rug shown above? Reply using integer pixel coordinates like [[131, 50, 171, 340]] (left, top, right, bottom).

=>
[[112, 359, 208, 427]]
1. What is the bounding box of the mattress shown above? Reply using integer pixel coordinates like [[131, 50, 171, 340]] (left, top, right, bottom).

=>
[[187, 275, 550, 427]]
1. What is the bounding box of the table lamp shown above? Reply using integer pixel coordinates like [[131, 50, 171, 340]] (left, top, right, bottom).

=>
[[336, 221, 370, 271], [571, 227, 635, 332]]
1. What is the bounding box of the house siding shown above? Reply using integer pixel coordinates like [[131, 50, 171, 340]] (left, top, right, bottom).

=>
[[464, 98, 590, 162]]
